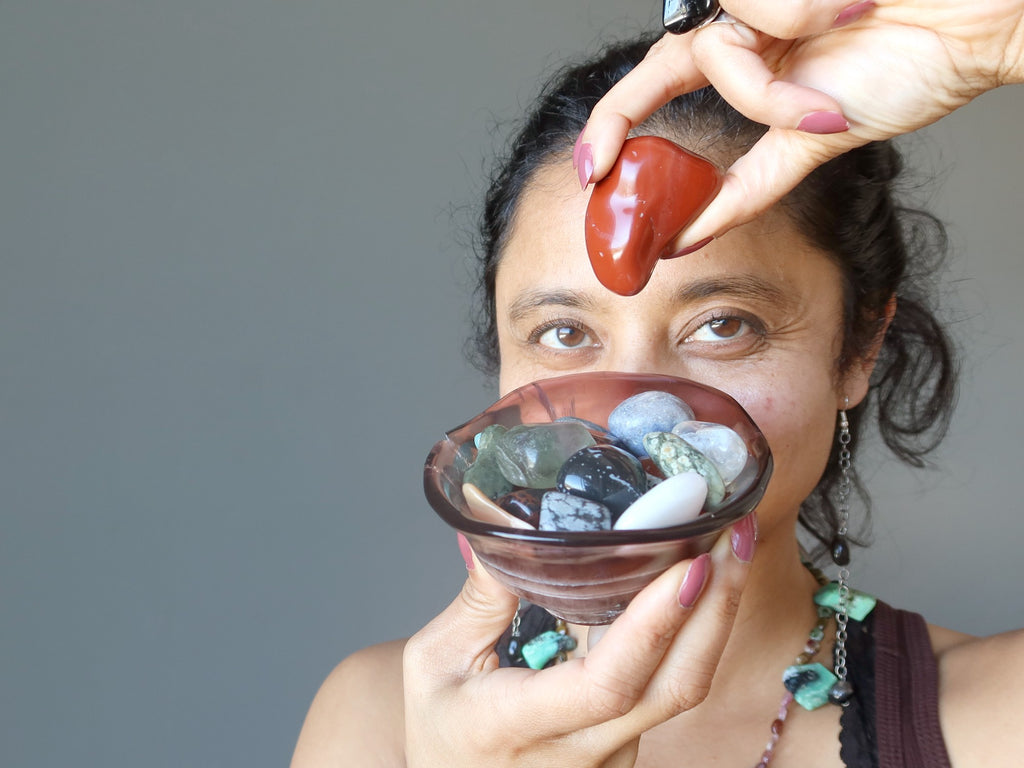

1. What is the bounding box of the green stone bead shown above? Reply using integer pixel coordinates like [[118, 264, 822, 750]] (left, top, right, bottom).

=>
[[641, 431, 725, 509], [783, 662, 837, 711], [521, 630, 578, 670], [813, 582, 877, 621]]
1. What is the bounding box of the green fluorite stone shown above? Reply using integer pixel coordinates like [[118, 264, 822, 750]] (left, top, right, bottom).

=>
[[813, 582, 877, 621], [493, 423, 596, 489]]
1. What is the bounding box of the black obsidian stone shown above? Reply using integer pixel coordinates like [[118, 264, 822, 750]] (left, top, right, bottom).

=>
[[830, 536, 851, 566], [556, 444, 646, 520], [663, 0, 719, 34]]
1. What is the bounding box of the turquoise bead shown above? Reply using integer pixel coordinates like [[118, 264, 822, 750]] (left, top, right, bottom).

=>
[[521, 630, 577, 670], [813, 582, 877, 621], [783, 662, 837, 710]]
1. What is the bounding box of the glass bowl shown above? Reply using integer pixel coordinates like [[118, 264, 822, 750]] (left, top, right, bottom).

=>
[[423, 372, 773, 624]]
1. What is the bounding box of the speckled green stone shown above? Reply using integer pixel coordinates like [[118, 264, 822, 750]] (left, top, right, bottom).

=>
[[813, 582, 877, 622], [642, 431, 725, 509]]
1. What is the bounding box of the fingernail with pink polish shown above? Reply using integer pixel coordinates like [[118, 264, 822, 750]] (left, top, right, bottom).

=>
[[665, 236, 714, 260], [731, 513, 757, 563], [678, 553, 711, 608], [457, 533, 475, 571], [833, 1, 875, 29], [578, 143, 594, 189], [797, 111, 849, 135], [573, 130, 584, 170]]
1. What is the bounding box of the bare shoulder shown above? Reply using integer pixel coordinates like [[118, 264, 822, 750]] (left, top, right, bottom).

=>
[[290, 638, 408, 768], [930, 623, 1024, 768]]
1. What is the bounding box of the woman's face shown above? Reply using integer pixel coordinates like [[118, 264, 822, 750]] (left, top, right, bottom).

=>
[[494, 162, 876, 527]]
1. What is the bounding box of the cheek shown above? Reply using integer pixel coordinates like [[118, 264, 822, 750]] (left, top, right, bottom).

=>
[[730, 378, 838, 520]]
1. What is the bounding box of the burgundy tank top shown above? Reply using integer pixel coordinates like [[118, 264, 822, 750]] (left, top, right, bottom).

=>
[[840, 600, 953, 768]]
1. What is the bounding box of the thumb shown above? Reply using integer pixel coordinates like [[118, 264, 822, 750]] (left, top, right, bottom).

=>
[[407, 534, 520, 681]]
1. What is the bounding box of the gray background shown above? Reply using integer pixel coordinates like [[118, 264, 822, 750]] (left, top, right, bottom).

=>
[[2, 2, 1021, 766]]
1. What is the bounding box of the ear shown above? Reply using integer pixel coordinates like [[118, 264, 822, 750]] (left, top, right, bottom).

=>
[[840, 294, 897, 409]]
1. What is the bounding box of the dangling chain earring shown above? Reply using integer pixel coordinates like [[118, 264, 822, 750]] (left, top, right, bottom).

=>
[[829, 400, 856, 704]]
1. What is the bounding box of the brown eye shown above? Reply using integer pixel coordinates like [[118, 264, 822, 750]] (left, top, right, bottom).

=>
[[685, 315, 759, 344], [708, 317, 744, 339], [537, 325, 593, 349]]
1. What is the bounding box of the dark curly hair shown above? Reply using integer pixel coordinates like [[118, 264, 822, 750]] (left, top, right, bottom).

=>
[[466, 34, 957, 556]]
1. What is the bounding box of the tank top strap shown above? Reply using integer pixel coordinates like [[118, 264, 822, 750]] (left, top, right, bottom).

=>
[[872, 601, 953, 768]]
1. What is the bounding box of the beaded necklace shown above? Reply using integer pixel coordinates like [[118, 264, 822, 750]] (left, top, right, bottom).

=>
[[500, 565, 878, 768]]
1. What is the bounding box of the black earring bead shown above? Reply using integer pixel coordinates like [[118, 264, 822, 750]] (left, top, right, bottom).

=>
[[830, 535, 851, 566]]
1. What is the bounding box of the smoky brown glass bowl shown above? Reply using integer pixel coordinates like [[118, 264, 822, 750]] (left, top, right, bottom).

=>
[[423, 372, 773, 625]]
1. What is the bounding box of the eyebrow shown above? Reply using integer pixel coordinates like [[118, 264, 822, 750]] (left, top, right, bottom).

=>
[[505, 275, 791, 323], [505, 289, 599, 323], [673, 275, 790, 307]]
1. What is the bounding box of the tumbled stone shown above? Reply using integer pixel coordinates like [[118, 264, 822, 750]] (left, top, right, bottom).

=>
[[556, 444, 646, 520], [554, 416, 627, 449], [539, 491, 612, 532], [496, 488, 545, 528], [463, 448, 514, 500], [463, 483, 534, 529], [473, 424, 507, 452], [642, 431, 726, 509], [613, 471, 708, 530], [671, 420, 749, 485], [493, 422, 596, 489], [607, 391, 695, 457], [783, 663, 838, 711]]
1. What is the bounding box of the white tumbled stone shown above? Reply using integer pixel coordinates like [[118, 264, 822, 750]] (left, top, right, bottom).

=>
[[613, 471, 708, 530]]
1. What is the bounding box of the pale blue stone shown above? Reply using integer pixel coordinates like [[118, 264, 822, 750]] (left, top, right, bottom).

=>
[[642, 431, 726, 509], [607, 391, 695, 457]]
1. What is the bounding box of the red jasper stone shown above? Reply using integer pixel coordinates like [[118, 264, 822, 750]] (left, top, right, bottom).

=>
[[584, 136, 722, 296]]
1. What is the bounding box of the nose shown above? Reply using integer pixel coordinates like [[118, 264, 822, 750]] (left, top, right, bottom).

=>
[[601, 336, 686, 379]]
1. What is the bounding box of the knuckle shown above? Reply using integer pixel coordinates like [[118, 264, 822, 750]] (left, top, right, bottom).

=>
[[662, 656, 716, 713], [585, 670, 644, 720]]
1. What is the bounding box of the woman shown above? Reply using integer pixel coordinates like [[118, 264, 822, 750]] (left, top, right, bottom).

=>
[[292, 6, 1024, 767]]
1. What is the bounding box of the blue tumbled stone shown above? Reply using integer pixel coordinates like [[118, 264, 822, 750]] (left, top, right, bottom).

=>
[[607, 391, 695, 457]]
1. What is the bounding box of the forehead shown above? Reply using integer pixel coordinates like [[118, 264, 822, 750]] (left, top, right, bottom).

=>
[[496, 162, 837, 302]]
